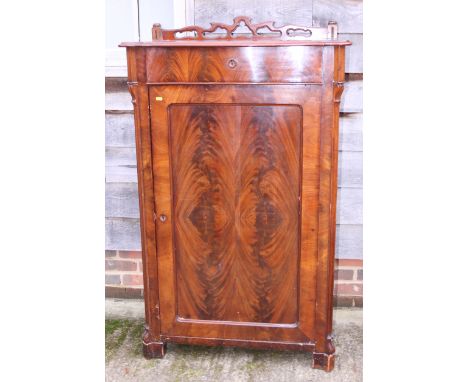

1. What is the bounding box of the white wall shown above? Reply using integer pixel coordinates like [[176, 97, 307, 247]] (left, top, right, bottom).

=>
[[105, 0, 175, 76]]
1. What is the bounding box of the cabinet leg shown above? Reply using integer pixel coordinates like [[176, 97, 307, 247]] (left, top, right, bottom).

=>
[[312, 351, 335, 372], [143, 341, 167, 359]]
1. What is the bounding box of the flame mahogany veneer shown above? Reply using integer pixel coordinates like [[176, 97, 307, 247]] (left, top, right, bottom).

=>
[[121, 16, 350, 372]]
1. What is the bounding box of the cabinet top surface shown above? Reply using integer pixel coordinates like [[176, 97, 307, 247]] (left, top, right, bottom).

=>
[[120, 16, 351, 48], [120, 39, 350, 48]]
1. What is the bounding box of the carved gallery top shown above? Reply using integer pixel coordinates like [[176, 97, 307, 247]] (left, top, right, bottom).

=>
[[120, 16, 351, 47]]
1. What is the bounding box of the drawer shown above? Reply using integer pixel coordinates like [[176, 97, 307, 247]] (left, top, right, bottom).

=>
[[145, 46, 323, 83]]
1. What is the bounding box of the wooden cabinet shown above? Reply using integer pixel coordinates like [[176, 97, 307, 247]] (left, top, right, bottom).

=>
[[121, 16, 350, 372]]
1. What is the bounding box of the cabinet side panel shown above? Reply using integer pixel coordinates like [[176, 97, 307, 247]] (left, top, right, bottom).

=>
[[128, 82, 161, 341], [314, 46, 340, 357]]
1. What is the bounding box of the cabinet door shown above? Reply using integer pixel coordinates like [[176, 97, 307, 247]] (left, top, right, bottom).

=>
[[150, 84, 322, 344]]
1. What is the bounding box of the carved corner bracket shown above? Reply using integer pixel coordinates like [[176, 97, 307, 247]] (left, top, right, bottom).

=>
[[333, 81, 345, 103], [152, 16, 338, 41], [127, 83, 138, 107]]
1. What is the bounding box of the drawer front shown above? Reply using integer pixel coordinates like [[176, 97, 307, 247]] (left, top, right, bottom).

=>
[[146, 46, 323, 83]]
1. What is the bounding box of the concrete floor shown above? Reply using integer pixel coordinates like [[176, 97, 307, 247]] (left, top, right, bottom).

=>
[[105, 299, 362, 382]]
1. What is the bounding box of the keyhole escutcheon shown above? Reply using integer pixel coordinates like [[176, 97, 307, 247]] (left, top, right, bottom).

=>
[[227, 59, 237, 69]]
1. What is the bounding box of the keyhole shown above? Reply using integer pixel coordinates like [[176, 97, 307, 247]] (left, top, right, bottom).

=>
[[228, 59, 237, 69], [159, 214, 167, 223]]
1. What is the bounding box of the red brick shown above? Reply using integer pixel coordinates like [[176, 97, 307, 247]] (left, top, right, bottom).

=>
[[118, 250, 142, 259], [122, 274, 144, 286], [105, 259, 137, 271], [105, 286, 144, 299], [334, 269, 354, 280], [335, 259, 363, 267], [333, 295, 363, 308], [346, 73, 363, 81], [357, 269, 363, 280], [105, 274, 121, 285], [334, 283, 363, 295]]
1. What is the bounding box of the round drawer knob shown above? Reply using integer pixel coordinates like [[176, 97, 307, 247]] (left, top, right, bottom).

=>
[[227, 59, 237, 69]]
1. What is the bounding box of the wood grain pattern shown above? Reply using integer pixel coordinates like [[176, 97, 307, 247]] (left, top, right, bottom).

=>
[[106, 80, 362, 113], [312, 45, 344, 370], [128, 82, 163, 351], [104, 107, 361, 155], [105, 219, 363, 260], [105, 113, 361, 157], [170, 103, 301, 324], [150, 84, 321, 345], [122, 19, 349, 371], [105, 80, 360, 111], [105, 181, 363, 222], [105, 107, 361, 256], [146, 46, 323, 83], [105, 114, 363, 188], [186, 2, 363, 73]]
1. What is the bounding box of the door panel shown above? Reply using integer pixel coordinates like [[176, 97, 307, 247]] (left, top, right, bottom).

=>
[[150, 85, 321, 342], [170, 104, 301, 324]]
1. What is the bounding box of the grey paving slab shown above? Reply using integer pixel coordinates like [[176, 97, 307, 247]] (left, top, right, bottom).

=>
[[105, 300, 362, 382]]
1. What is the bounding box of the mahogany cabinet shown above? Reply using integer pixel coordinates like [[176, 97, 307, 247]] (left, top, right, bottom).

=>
[[121, 17, 350, 371]]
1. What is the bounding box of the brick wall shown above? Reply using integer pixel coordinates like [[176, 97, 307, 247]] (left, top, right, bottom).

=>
[[333, 259, 363, 307], [105, 251, 363, 307]]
